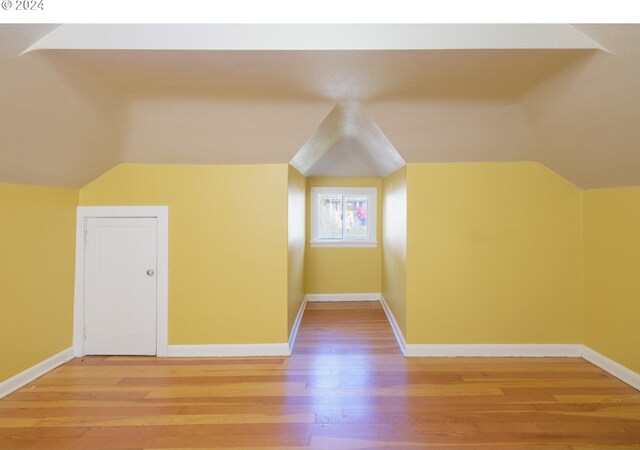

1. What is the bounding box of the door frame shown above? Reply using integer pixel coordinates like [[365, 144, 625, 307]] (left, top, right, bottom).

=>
[[73, 206, 169, 357]]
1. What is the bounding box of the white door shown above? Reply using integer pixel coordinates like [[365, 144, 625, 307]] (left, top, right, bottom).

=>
[[84, 217, 158, 355]]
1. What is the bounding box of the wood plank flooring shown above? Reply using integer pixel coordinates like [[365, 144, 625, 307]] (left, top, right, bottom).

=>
[[1, 301, 639, 449]]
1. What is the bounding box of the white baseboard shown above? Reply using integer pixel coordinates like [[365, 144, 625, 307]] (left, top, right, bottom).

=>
[[378, 295, 640, 391], [305, 293, 381, 302], [288, 296, 308, 353], [581, 345, 640, 391], [404, 343, 583, 357], [167, 343, 290, 357], [380, 296, 580, 358], [172, 296, 310, 358], [380, 295, 407, 355], [0, 347, 74, 399]]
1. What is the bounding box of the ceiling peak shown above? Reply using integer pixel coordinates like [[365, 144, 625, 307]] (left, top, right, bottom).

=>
[[290, 101, 406, 178]]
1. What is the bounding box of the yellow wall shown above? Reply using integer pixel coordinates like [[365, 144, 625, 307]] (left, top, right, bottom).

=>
[[6, 159, 639, 383], [287, 165, 306, 335], [382, 167, 408, 336], [406, 162, 584, 344], [80, 163, 289, 345], [305, 177, 382, 294], [0, 183, 78, 382], [584, 188, 640, 373]]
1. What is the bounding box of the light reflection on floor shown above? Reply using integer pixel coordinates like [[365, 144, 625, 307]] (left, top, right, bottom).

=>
[[284, 301, 410, 439]]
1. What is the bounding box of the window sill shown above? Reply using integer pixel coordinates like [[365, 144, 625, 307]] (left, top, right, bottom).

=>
[[310, 240, 378, 248]]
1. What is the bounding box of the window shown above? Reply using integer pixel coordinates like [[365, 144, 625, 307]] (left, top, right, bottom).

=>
[[310, 187, 377, 247]]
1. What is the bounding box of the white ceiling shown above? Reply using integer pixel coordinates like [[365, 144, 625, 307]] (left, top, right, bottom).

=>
[[26, 24, 604, 52], [1, 24, 639, 188]]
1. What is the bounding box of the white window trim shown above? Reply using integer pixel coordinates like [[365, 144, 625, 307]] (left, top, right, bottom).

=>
[[310, 187, 378, 248]]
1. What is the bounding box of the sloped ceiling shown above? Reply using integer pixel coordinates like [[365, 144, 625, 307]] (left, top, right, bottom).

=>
[[290, 101, 406, 177], [0, 25, 124, 187], [1, 24, 639, 188]]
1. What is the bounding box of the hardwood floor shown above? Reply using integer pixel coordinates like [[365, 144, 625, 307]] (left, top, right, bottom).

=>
[[1, 301, 639, 449]]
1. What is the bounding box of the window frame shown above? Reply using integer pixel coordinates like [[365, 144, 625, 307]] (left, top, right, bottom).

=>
[[310, 186, 378, 248]]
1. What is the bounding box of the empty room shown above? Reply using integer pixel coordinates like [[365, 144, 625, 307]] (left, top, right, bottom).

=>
[[1, 21, 640, 449]]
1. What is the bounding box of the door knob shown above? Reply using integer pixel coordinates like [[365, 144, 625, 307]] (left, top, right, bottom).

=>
[[146, 269, 155, 276]]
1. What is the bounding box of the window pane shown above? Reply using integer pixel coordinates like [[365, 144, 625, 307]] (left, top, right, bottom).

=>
[[345, 196, 368, 239], [317, 195, 342, 239]]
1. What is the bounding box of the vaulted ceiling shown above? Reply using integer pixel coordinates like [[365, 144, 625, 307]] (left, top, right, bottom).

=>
[[1, 24, 639, 188]]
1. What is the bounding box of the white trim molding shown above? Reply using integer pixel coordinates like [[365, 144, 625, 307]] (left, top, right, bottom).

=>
[[380, 295, 407, 355], [288, 296, 308, 354], [379, 295, 640, 391], [403, 344, 583, 358], [168, 344, 290, 357], [380, 298, 581, 358], [74, 206, 169, 358], [305, 293, 381, 302], [0, 348, 73, 399], [310, 241, 378, 248], [581, 346, 640, 391]]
